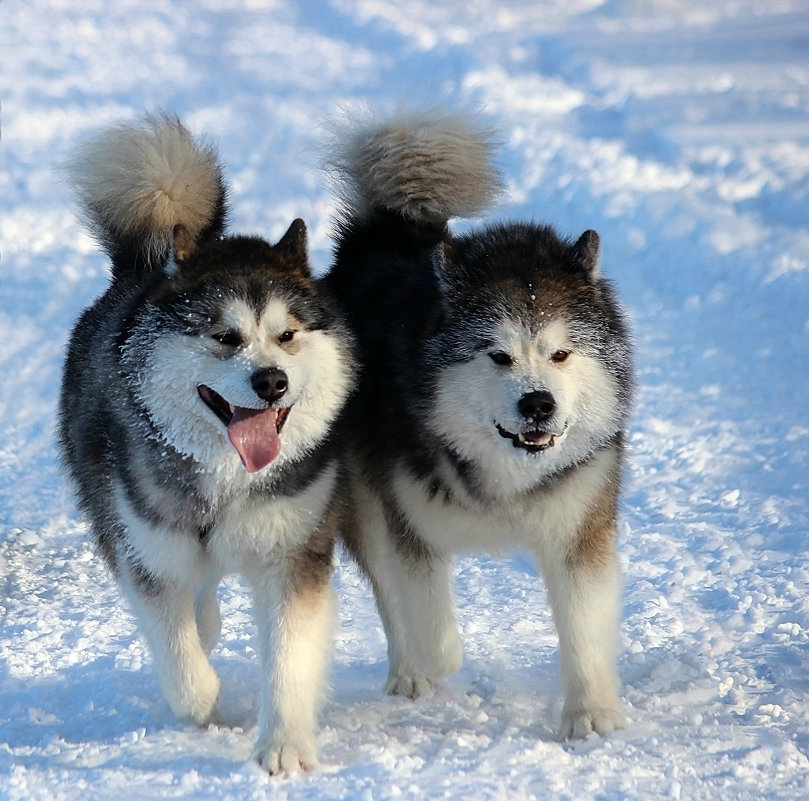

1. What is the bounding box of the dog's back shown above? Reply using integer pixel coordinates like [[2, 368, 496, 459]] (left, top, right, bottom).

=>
[[326, 108, 501, 337], [325, 109, 504, 476]]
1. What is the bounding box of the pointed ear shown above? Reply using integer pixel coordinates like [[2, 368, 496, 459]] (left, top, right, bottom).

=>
[[572, 229, 600, 278], [274, 218, 311, 279], [276, 218, 308, 259], [173, 224, 197, 265]]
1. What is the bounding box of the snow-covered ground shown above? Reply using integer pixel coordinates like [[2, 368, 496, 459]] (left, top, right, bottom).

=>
[[2, 1, 808, 798]]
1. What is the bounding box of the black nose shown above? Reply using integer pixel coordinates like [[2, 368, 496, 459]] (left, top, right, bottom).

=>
[[252, 367, 288, 403], [517, 390, 556, 423]]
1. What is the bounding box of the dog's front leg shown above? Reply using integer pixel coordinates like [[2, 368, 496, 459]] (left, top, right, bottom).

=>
[[247, 562, 335, 776], [392, 549, 463, 686], [195, 569, 224, 656], [535, 535, 625, 740], [121, 568, 221, 725]]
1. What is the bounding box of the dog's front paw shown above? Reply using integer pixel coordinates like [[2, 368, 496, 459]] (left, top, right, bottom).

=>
[[410, 627, 463, 680], [162, 662, 221, 726], [252, 736, 318, 777], [385, 670, 435, 700], [559, 700, 625, 740]]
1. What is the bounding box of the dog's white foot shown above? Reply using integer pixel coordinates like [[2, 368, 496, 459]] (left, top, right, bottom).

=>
[[385, 669, 436, 699], [252, 736, 318, 777], [166, 662, 221, 725], [413, 628, 464, 680], [559, 699, 625, 740]]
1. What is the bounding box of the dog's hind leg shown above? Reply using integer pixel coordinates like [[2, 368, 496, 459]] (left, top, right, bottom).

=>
[[121, 567, 221, 725], [247, 559, 335, 776]]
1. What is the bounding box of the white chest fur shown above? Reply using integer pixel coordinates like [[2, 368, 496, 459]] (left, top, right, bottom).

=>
[[390, 445, 617, 556], [208, 461, 337, 570]]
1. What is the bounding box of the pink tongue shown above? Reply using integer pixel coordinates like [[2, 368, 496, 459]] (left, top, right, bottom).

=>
[[227, 406, 282, 473]]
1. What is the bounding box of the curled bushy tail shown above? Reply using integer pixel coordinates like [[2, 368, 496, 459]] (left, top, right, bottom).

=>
[[327, 108, 503, 226], [66, 113, 227, 279]]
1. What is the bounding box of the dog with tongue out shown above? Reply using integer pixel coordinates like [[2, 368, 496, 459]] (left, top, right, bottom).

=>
[[198, 363, 291, 472], [213, 367, 289, 472], [58, 114, 356, 776]]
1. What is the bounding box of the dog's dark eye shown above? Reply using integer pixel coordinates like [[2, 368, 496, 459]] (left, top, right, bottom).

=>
[[489, 351, 513, 366], [551, 350, 570, 363], [212, 330, 243, 348], [279, 330, 296, 344]]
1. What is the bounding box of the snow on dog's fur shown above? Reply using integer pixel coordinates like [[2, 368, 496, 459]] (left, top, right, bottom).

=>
[[326, 108, 634, 739], [59, 114, 355, 775]]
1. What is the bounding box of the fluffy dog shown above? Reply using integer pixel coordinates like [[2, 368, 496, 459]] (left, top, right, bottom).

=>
[[326, 109, 634, 739], [59, 114, 355, 773]]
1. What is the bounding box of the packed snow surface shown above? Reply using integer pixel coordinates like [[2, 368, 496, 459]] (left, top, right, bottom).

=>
[[2, 1, 808, 798]]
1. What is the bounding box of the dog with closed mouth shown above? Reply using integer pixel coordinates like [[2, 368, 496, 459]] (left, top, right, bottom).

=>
[[326, 109, 634, 739]]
